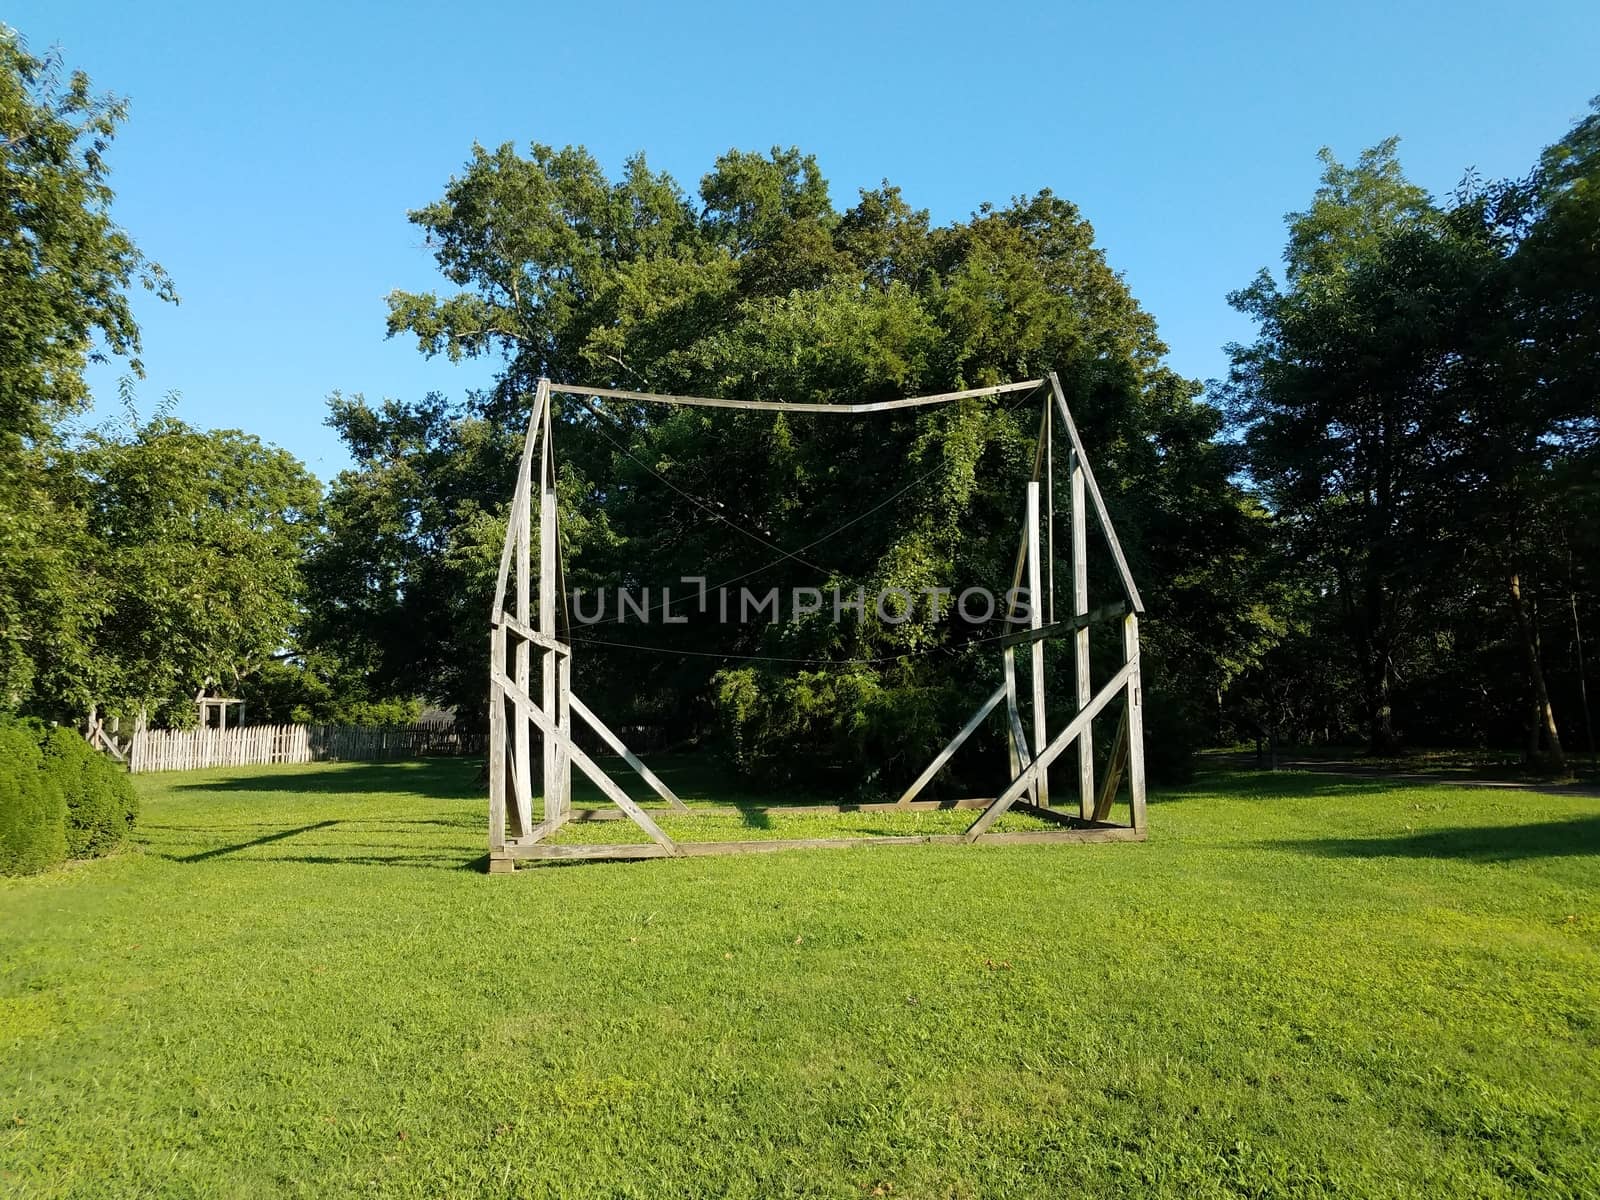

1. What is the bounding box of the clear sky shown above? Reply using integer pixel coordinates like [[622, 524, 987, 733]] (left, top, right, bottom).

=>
[[8, 0, 1597, 479]]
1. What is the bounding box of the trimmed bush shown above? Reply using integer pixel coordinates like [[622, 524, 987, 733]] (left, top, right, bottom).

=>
[[0, 719, 67, 876], [41, 725, 139, 857], [0, 718, 136, 874]]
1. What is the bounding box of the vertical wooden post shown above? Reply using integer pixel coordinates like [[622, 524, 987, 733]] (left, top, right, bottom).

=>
[[1002, 647, 1022, 786], [1092, 705, 1130, 822], [557, 650, 572, 825], [1026, 481, 1049, 808], [514, 427, 533, 828], [1123, 612, 1147, 832], [491, 377, 547, 841], [488, 622, 507, 852], [1046, 401, 1055, 626], [1071, 450, 1095, 818], [539, 397, 562, 822]]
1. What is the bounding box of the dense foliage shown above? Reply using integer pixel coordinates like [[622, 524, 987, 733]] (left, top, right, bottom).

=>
[[1222, 105, 1600, 767], [5, 30, 1597, 780], [239, 657, 423, 726], [72, 413, 322, 725], [40, 721, 138, 857], [313, 144, 1266, 786], [0, 33, 343, 733], [0, 719, 66, 875], [0, 29, 168, 713], [0, 717, 135, 874]]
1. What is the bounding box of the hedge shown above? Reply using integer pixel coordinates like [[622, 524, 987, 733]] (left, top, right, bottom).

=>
[[0, 717, 137, 875]]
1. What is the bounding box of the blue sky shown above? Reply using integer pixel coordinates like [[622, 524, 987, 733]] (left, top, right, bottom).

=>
[[9, 1, 1598, 479]]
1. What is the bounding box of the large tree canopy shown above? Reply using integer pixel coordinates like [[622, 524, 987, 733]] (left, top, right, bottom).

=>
[[0, 30, 174, 714], [1223, 103, 1600, 763], [0, 30, 173, 445], [310, 143, 1266, 786], [75, 416, 321, 724], [2, 32, 327, 728]]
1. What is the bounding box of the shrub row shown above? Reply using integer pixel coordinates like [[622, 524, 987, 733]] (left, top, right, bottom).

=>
[[0, 717, 138, 875]]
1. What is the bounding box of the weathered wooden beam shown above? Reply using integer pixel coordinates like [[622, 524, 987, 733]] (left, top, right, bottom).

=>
[[493, 667, 676, 853], [1026, 481, 1049, 808], [972, 827, 1144, 847], [1002, 645, 1023, 782], [492, 610, 570, 655], [539, 400, 561, 823], [501, 825, 1143, 865], [1005, 666, 1034, 776], [508, 716, 536, 839], [569, 693, 689, 812], [1002, 409, 1050, 806], [570, 798, 997, 821], [965, 656, 1138, 841], [1124, 612, 1148, 833], [491, 380, 548, 617], [1046, 400, 1055, 625], [1071, 447, 1094, 818], [556, 646, 572, 826], [488, 625, 506, 852], [1004, 399, 1051, 619], [1093, 704, 1130, 822], [515, 404, 534, 830], [1004, 690, 1039, 808], [1047, 372, 1145, 613], [991, 603, 1127, 649], [550, 379, 1043, 415], [896, 682, 1007, 806]]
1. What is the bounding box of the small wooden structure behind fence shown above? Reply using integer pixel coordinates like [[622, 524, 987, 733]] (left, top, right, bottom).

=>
[[128, 723, 484, 773]]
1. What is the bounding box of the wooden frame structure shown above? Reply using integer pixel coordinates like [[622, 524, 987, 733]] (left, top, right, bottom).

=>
[[487, 372, 1146, 870]]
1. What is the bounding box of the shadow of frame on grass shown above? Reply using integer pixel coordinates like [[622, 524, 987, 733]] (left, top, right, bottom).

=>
[[1275, 815, 1600, 863], [167, 759, 483, 800], [146, 817, 486, 871]]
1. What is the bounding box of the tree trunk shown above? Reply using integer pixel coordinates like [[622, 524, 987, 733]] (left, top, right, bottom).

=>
[[1508, 570, 1566, 772], [1359, 634, 1398, 754], [1356, 569, 1399, 754]]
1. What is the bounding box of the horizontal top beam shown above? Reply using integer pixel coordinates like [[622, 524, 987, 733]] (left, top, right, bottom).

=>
[[548, 379, 1042, 414]]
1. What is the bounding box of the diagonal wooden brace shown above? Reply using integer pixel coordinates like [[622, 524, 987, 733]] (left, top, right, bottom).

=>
[[896, 682, 1007, 806], [569, 694, 689, 812], [493, 668, 677, 854], [965, 656, 1138, 841]]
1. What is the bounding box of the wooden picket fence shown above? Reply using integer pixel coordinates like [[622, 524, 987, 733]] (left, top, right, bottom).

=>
[[128, 722, 484, 773]]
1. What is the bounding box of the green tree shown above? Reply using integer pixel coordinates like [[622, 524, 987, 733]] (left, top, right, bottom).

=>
[[1223, 141, 1444, 751], [302, 391, 519, 723], [238, 656, 422, 726], [76, 417, 320, 725], [1225, 116, 1600, 765], [0, 29, 174, 712], [311, 142, 1267, 785]]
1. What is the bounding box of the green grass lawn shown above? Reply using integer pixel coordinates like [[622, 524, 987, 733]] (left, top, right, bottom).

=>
[[2, 759, 1597, 1198]]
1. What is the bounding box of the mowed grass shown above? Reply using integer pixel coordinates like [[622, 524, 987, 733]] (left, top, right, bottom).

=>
[[1, 759, 1597, 1199]]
